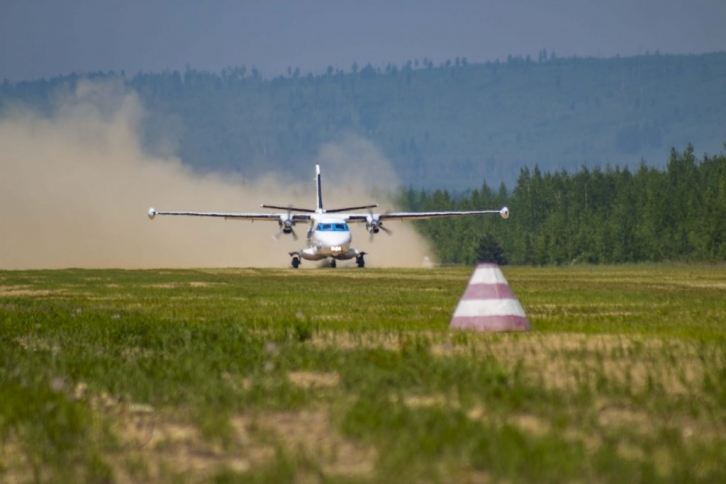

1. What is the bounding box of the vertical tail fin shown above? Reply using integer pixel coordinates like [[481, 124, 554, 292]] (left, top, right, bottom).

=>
[[315, 164, 324, 212]]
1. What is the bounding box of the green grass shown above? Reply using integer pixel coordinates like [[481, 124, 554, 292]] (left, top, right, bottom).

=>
[[1, 265, 725, 483]]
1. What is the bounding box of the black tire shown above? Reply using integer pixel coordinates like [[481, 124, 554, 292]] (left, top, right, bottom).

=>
[[356, 256, 365, 268], [291, 257, 300, 269], [330, 259, 337, 268]]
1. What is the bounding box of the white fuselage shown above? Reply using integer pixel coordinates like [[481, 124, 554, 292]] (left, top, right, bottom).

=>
[[298, 216, 356, 261]]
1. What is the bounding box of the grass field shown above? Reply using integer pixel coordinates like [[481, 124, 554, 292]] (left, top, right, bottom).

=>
[[1, 265, 725, 483]]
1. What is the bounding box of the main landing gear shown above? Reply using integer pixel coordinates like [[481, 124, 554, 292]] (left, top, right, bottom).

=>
[[289, 255, 365, 269]]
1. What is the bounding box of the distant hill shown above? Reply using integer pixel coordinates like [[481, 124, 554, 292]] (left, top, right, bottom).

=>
[[2, 52, 725, 190]]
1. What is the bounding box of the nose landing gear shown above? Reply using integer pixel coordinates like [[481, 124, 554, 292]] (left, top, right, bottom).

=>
[[356, 255, 365, 268], [291, 256, 300, 269]]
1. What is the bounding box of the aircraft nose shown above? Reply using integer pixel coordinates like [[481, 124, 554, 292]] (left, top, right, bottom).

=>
[[335, 233, 351, 247], [332, 232, 351, 253]]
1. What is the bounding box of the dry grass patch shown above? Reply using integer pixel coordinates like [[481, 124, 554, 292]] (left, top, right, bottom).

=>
[[664, 280, 726, 290], [526, 302, 642, 318], [145, 281, 219, 289], [400, 393, 551, 439], [189, 281, 215, 287], [145, 283, 178, 289], [436, 333, 709, 395], [403, 394, 449, 409], [597, 406, 651, 433], [0, 285, 64, 297], [508, 413, 551, 437], [236, 409, 377, 478], [100, 404, 375, 480], [112, 420, 246, 483], [596, 402, 722, 442], [310, 331, 403, 352], [0, 441, 35, 484], [101, 408, 260, 482], [288, 371, 339, 389], [14, 335, 57, 352]]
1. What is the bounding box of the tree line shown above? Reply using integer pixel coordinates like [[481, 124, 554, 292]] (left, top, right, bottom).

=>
[[398, 145, 726, 265]]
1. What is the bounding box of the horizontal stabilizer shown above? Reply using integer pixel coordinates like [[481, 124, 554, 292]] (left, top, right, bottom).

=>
[[325, 204, 379, 213], [261, 204, 316, 213]]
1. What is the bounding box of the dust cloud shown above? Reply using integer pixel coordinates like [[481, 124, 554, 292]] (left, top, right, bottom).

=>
[[0, 81, 433, 269]]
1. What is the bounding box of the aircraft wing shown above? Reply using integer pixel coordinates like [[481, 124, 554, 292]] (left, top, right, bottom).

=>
[[345, 207, 509, 222], [147, 208, 311, 222]]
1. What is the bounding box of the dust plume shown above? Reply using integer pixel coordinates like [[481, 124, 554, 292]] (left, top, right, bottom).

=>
[[0, 81, 433, 269]]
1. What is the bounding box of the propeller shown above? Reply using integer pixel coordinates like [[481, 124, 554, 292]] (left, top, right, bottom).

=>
[[273, 211, 298, 241], [366, 212, 392, 242]]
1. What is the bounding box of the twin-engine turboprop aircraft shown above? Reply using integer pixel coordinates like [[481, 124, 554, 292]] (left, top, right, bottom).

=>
[[148, 165, 509, 268]]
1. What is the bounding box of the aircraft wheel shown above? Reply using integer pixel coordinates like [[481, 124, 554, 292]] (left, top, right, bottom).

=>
[[330, 259, 337, 268], [291, 257, 300, 269], [356, 255, 365, 268]]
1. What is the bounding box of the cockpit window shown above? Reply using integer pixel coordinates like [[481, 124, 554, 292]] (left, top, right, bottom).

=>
[[317, 222, 349, 232]]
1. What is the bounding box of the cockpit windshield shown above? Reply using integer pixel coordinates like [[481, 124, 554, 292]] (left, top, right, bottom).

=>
[[317, 222, 349, 232]]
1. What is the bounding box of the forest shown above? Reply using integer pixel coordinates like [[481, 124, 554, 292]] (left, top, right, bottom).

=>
[[1, 51, 725, 190], [399, 145, 726, 264]]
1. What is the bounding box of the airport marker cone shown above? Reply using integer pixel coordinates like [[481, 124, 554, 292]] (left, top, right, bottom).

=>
[[449, 263, 530, 332]]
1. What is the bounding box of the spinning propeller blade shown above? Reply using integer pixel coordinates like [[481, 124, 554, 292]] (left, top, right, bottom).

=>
[[367, 210, 393, 242], [273, 207, 298, 241]]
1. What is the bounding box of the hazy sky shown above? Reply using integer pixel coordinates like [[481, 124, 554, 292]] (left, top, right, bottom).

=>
[[2, 0, 725, 82]]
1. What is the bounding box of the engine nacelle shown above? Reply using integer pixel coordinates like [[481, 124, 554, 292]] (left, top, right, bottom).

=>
[[148, 207, 157, 220], [278, 215, 295, 233], [366, 214, 382, 234], [500, 207, 510, 219]]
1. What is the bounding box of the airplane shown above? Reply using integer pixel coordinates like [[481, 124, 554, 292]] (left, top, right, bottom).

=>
[[147, 164, 509, 268]]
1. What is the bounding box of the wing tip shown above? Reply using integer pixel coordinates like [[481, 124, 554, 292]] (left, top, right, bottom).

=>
[[148, 207, 157, 220]]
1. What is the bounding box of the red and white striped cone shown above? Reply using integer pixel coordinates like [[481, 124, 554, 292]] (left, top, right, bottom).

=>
[[450, 263, 530, 332]]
